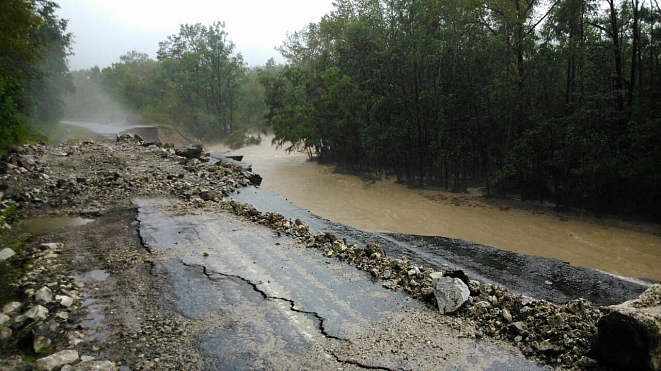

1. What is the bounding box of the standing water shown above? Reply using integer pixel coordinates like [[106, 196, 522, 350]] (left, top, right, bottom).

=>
[[210, 137, 661, 281]]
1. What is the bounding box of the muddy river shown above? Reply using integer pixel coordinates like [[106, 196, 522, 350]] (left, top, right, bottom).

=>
[[215, 138, 660, 281]]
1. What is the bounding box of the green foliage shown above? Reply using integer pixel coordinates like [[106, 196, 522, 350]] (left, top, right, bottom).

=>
[[260, 0, 661, 218], [83, 23, 264, 142], [0, 0, 72, 151]]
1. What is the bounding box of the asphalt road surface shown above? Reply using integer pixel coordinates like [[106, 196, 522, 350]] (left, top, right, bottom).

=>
[[135, 197, 547, 370]]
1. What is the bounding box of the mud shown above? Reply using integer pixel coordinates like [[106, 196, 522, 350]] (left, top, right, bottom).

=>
[[230, 185, 650, 306], [209, 138, 661, 281]]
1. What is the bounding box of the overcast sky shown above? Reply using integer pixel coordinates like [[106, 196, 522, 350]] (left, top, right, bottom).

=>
[[56, 0, 335, 71]]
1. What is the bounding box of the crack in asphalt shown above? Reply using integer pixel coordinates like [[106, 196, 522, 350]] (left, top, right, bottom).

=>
[[329, 354, 398, 371], [134, 213, 153, 253], [182, 262, 397, 371], [184, 262, 346, 341]]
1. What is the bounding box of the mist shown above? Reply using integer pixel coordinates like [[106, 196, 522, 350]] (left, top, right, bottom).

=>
[[63, 67, 133, 124]]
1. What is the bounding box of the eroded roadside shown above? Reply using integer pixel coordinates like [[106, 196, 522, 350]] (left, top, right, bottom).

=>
[[0, 134, 650, 370]]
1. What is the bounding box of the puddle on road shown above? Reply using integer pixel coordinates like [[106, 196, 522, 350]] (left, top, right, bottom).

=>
[[73, 270, 110, 286], [20, 216, 94, 235]]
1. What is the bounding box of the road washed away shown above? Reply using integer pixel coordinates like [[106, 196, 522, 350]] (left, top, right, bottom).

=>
[[135, 197, 545, 370], [0, 132, 658, 370]]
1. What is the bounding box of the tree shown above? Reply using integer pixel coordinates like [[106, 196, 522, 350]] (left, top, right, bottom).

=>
[[0, 0, 72, 150], [156, 22, 246, 137]]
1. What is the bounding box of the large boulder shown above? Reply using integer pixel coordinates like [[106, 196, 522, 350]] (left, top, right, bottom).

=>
[[430, 272, 470, 314], [35, 350, 79, 371], [175, 144, 203, 159], [596, 284, 661, 371]]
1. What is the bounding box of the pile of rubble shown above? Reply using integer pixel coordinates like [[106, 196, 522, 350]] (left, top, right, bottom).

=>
[[0, 134, 262, 217], [218, 200, 605, 369], [0, 134, 262, 370], [1, 240, 119, 370]]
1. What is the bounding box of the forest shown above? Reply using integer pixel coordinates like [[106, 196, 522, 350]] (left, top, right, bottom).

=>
[[0, 0, 72, 150], [3, 0, 660, 219], [258, 0, 661, 219]]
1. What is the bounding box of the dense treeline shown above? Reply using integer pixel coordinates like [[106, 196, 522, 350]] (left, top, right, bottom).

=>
[[259, 0, 661, 218], [65, 22, 267, 147], [0, 0, 72, 150]]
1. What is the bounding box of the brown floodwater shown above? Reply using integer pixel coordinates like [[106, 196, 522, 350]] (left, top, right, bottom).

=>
[[210, 138, 661, 281]]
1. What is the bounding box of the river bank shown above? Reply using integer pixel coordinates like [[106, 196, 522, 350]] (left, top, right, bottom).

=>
[[0, 134, 655, 370], [209, 138, 661, 281]]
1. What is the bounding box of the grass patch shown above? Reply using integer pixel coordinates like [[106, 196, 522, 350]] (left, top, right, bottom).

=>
[[33, 122, 99, 144]]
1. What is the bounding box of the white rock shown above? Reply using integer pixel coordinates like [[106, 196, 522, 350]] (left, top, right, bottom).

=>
[[502, 308, 513, 323], [55, 295, 74, 307], [2, 301, 22, 314], [35, 350, 79, 371], [0, 313, 10, 325], [39, 243, 63, 251], [430, 272, 471, 314], [0, 247, 15, 261], [14, 305, 49, 324], [35, 286, 54, 304]]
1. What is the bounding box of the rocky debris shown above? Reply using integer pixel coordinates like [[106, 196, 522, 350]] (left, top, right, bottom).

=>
[[1, 138, 249, 370], [0, 237, 121, 369], [220, 198, 606, 370], [34, 349, 79, 371], [431, 273, 471, 314], [0, 136, 262, 216], [596, 284, 661, 371], [0, 247, 15, 261]]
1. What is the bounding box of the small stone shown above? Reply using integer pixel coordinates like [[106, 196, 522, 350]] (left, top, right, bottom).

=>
[[0, 313, 10, 325], [430, 273, 470, 314], [547, 314, 564, 327], [56, 312, 70, 320], [502, 308, 513, 323], [0, 247, 15, 261], [34, 286, 54, 304], [14, 305, 49, 325], [55, 295, 74, 307], [509, 321, 527, 335], [0, 326, 12, 340], [34, 336, 52, 353], [70, 360, 118, 371], [40, 243, 63, 250]]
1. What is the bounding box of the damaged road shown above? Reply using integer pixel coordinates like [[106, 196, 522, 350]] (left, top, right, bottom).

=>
[[135, 197, 545, 370], [2, 132, 653, 370], [230, 186, 651, 306]]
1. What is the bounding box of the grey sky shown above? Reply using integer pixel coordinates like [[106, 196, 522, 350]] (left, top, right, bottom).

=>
[[56, 0, 335, 71]]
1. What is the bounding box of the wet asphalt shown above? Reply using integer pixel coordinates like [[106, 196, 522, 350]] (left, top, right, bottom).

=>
[[231, 186, 651, 306], [134, 198, 548, 370]]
